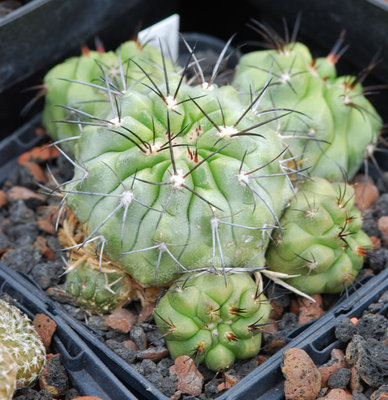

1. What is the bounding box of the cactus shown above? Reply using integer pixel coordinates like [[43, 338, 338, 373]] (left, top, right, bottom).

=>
[[39, 28, 377, 372], [0, 343, 17, 400], [232, 21, 383, 181], [43, 40, 296, 290], [43, 39, 175, 154], [154, 271, 271, 371], [0, 299, 46, 389], [265, 177, 372, 294]]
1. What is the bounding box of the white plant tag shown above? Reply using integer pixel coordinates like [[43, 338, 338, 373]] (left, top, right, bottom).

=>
[[138, 14, 180, 61]]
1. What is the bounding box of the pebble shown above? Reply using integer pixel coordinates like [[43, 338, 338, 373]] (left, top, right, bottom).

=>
[[362, 212, 380, 237], [70, 397, 105, 400], [346, 335, 388, 387], [0, 189, 6, 208], [375, 194, 388, 219], [318, 348, 346, 387], [282, 348, 321, 400], [316, 388, 353, 400], [371, 385, 388, 400], [30, 261, 62, 289], [103, 308, 137, 333], [352, 391, 369, 400], [335, 315, 356, 342], [297, 294, 325, 325], [356, 313, 387, 340], [169, 356, 204, 396], [327, 368, 351, 389], [354, 181, 379, 210], [8, 223, 39, 246], [6, 185, 46, 207], [9, 200, 35, 224], [130, 324, 147, 350], [39, 354, 69, 397], [33, 314, 57, 351], [105, 340, 136, 364], [136, 347, 169, 362], [2, 245, 41, 273], [378, 216, 388, 244]]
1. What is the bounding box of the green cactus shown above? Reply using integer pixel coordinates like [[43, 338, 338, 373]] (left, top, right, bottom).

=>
[[154, 271, 271, 371], [42, 40, 296, 290], [0, 343, 17, 400], [265, 177, 372, 294], [0, 299, 46, 389], [232, 22, 382, 180], [43, 39, 175, 154]]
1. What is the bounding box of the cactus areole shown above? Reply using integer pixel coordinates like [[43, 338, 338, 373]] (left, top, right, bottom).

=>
[[42, 38, 295, 288]]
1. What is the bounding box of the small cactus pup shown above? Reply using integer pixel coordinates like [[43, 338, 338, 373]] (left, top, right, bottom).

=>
[[0, 343, 17, 400], [265, 177, 372, 294], [0, 299, 46, 390], [232, 19, 383, 181], [154, 270, 271, 371], [59, 213, 160, 315]]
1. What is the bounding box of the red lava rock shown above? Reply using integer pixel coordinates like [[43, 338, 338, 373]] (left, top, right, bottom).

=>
[[18, 145, 60, 164], [297, 294, 325, 326], [103, 308, 137, 333], [6, 186, 46, 203], [282, 348, 321, 400], [169, 355, 204, 396], [217, 372, 239, 391], [316, 388, 353, 400], [22, 161, 47, 183], [34, 236, 56, 261], [257, 355, 268, 365], [122, 340, 138, 351], [171, 391, 182, 400], [318, 348, 346, 387], [269, 300, 284, 320], [262, 318, 285, 354], [354, 181, 379, 211], [136, 347, 169, 362], [378, 216, 388, 244], [349, 367, 363, 392], [33, 314, 57, 351], [0, 190, 6, 208], [37, 212, 57, 235], [289, 298, 300, 315], [370, 235, 382, 249], [371, 386, 388, 400], [137, 302, 155, 323], [71, 398, 105, 400]]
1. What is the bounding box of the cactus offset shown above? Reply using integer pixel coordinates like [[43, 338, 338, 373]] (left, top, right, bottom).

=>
[[265, 177, 372, 294], [0, 299, 46, 389], [154, 272, 271, 371], [233, 22, 382, 180]]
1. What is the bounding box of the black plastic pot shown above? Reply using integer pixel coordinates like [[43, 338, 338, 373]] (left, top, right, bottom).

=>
[[0, 0, 178, 142], [0, 262, 138, 400]]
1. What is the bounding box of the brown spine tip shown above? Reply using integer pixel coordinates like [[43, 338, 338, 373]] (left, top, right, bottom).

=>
[[81, 45, 90, 56]]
